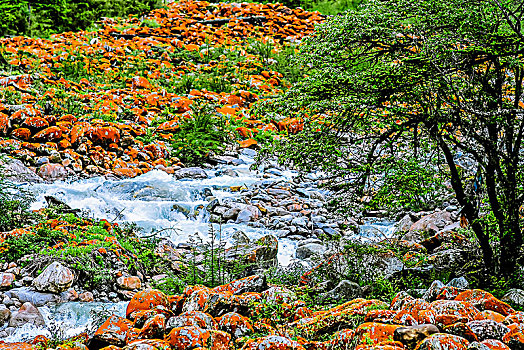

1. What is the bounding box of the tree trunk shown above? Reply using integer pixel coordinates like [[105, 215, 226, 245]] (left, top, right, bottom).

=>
[[498, 207, 523, 276]]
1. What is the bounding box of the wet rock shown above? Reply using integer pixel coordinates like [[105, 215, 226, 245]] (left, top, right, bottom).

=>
[[5, 287, 62, 306], [448, 277, 470, 290], [236, 208, 257, 223], [173, 167, 208, 179], [79, 292, 94, 302], [262, 286, 296, 304], [32, 261, 74, 294], [466, 319, 510, 341], [423, 280, 445, 301], [0, 304, 10, 326], [226, 235, 278, 265], [37, 163, 68, 181], [0, 273, 15, 290], [394, 324, 440, 349], [501, 288, 524, 310], [8, 302, 45, 327]]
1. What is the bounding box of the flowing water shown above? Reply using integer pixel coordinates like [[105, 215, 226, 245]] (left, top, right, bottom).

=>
[[27, 152, 298, 265], [2, 302, 127, 343], [4, 151, 398, 342], [4, 152, 301, 341]]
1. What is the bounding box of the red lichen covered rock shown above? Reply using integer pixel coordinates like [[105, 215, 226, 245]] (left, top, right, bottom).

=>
[[157, 120, 180, 133], [125, 339, 171, 349], [216, 312, 254, 339], [93, 314, 133, 346], [481, 339, 511, 350], [501, 323, 524, 349], [414, 333, 469, 350], [131, 76, 153, 90], [33, 126, 62, 141], [353, 322, 402, 347], [455, 290, 514, 316], [401, 299, 430, 323], [139, 314, 166, 339], [23, 116, 49, 130], [325, 329, 355, 349], [88, 126, 120, 144], [167, 311, 217, 331], [12, 127, 32, 140], [126, 289, 169, 319], [164, 326, 230, 350], [476, 310, 506, 323], [504, 311, 524, 324], [429, 300, 480, 321], [297, 299, 388, 338], [241, 335, 306, 350], [0, 342, 34, 350]]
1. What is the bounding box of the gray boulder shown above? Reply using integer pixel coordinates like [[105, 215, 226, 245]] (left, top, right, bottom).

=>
[[32, 261, 74, 294], [5, 287, 62, 306], [0, 158, 42, 183], [321, 280, 362, 302], [501, 288, 524, 310]]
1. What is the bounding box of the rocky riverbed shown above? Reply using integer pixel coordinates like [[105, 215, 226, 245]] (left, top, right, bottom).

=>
[[2, 146, 524, 349]]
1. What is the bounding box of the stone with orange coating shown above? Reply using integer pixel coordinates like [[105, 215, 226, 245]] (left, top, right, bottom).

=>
[[241, 335, 306, 350], [216, 312, 254, 339], [126, 289, 169, 319], [353, 322, 402, 347], [414, 333, 469, 350], [93, 314, 133, 346]]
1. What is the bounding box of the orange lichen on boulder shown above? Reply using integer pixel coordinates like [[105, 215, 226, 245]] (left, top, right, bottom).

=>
[[126, 289, 170, 319]]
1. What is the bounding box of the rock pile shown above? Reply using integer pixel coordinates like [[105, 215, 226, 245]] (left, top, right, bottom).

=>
[[2, 275, 523, 349]]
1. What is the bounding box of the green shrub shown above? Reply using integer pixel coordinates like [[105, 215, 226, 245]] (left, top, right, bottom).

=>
[[170, 101, 229, 166]]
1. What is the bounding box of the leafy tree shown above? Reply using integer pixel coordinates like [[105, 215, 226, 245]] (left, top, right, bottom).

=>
[[257, 0, 524, 275]]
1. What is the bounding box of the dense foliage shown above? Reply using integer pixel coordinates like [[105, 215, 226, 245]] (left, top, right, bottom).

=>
[[258, 0, 524, 276], [0, 159, 37, 231], [0, 0, 163, 37]]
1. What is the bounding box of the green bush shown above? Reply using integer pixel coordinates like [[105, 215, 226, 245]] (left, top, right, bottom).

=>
[[0, 0, 164, 38], [0, 158, 37, 232], [170, 101, 229, 166]]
